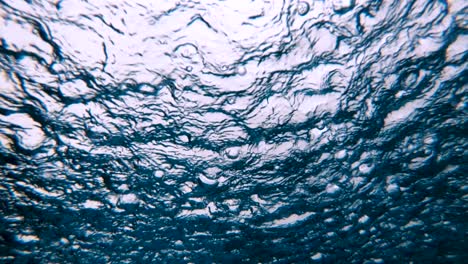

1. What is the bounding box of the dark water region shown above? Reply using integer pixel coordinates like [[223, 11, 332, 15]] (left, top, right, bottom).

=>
[[0, 0, 467, 263]]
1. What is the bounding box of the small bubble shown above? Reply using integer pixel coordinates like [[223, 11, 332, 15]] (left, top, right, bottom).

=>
[[154, 170, 164, 178], [236, 65, 247, 76], [174, 240, 183, 248], [311, 252, 323, 261], [297, 1, 310, 16], [179, 134, 190, 143], [175, 43, 198, 58], [424, 148, 433, 155], [225, 147, 240, 159], [226, 97, 236, 104], [358, 163, 373, 174], [59, 238, 69, 245], [185, 65, 193, 72]]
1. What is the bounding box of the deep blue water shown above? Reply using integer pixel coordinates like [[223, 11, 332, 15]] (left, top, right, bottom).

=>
[[0, 0, 467, 263]]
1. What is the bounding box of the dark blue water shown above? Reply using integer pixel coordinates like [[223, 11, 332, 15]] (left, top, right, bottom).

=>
[[0, 0, 467, 263]]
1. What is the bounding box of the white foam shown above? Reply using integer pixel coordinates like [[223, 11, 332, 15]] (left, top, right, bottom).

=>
[[335, 149, 347, 160], [177, 207, 211, 219], [326, 184, 340, 194], [386, 183, 400, 194], [404, 220, 424, 229], [154, 170, 165, 178], [224, 199, 240, 211], [82, 200, 103, 209], [207, 202, 217, 214], [446, 34, 468, 62], [180, 182, 195, 194], [117, 184, 129, 191], [358, 215, 370, 224], [15, 234, 39, 243], [266, 212, 315, 228], [384, 99, 424, 127], [60, 79, 93, 98], [0, 113, 45, 150], [4, 215, 24, 222], [119, 193, 139, 204], [341, 225, 352, 232], [311, 252, 323, 261], [179, 135, 189, 143]]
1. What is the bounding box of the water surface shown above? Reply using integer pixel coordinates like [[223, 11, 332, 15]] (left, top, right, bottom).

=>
[[0, 0, 467, 263]]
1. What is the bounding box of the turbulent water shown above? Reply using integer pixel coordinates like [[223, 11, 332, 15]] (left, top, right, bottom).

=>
[[0, 0, 467, 263]]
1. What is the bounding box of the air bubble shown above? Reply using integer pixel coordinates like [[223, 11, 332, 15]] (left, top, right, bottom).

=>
[[175, 42, 198, 59], [154, 170, 164, 178], [237, 65, 247, 76], [59, 238, 69, 245], [179, 134, 190, 143], [358, 163, 373, 174], [297, 1, 310, 16], [226, 97, 236, 104], [174, 240, 184, 248], [225, 147, 240, 159]]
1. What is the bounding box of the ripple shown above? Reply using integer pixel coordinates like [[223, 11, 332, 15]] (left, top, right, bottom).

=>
[[0, 0, 465, 262]]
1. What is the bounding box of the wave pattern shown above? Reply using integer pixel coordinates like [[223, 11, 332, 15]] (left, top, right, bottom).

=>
[[0, 0, 467, 263]]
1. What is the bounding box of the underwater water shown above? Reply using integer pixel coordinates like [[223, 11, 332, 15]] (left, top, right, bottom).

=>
[[0, 0, 467, 263]]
